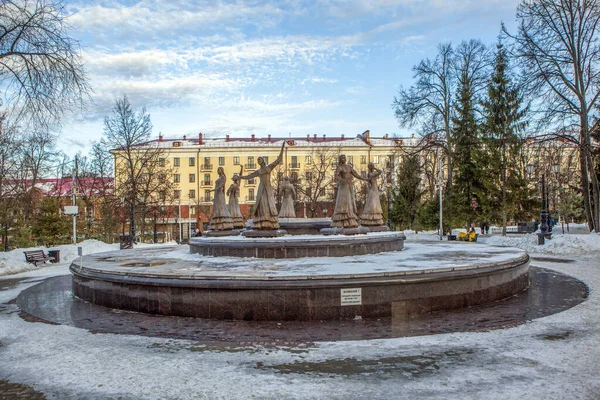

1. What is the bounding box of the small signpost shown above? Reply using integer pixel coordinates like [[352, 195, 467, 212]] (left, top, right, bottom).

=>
[[77, 246, 83, 266], [340, 288, 362, 306], [64, 205, 79, 245]]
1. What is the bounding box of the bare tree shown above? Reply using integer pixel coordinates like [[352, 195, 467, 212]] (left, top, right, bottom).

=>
[[393, 43, 455, 165], [104, 95, 169, 242], [0, 0, 89, 127], [393, 40, 490, 189], [20, 129, 57, 190], [298, 147, 339, 217], [0, 114, 21, 250], [505, 0, 600, 231]]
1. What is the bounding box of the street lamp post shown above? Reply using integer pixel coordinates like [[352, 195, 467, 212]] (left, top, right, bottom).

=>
[[537, 173, 552, 245], [552, 163, 561, 232], [386, 155, 394, 229], [438, 151, 444, 240]]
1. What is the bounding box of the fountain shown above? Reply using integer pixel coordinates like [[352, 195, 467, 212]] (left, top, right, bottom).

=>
[[70, 146, 529, 321]]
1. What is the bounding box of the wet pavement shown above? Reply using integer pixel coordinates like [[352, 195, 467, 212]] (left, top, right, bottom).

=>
[[14, 266, 588, 346]]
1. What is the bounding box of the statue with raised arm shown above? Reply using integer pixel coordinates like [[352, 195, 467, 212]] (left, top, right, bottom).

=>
[[278, 175, 296, 218], [239, 141, 286, 230], [331, 154, 367, 228], [360, 162, 385, 227], [208, 167, 234, 231], [226, 173, 244, 229]]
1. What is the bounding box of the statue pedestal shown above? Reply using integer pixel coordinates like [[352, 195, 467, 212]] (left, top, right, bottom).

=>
[[242, 229, 287, 238], [320, 226, 369, 236], [363, 225, 390, 232], [202, 230, 241, 237]]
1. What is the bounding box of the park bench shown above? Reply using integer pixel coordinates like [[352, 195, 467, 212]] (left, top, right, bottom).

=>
[[23, 250, 55, 266]]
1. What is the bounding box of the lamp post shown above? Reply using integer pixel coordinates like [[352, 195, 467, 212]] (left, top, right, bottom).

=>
[[386, 155, 394, 229], [552, 163, 565, 233], [438, 151, 444, 240], [3, 223, 7, 252], [537, 173, 552, 245]]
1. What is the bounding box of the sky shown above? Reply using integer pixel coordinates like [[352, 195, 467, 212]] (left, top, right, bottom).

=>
[[58, 0, 522, 154]]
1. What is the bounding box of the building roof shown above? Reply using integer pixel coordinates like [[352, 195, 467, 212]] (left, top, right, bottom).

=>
[[2, 177, 113, 197], [125, 130, 421, 151]]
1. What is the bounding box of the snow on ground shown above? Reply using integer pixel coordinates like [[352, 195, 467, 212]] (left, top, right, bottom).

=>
[[0, 234, 599, 399], [480, 231, 600, 256], [0, 240, 179, 277]]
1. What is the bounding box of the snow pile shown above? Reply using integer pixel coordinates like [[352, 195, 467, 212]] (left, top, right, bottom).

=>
[[480, 232, 600, 255], [0, 240, 119, 277]]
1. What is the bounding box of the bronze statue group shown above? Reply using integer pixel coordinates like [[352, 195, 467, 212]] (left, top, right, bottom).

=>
[[206, 141, 387, 234]]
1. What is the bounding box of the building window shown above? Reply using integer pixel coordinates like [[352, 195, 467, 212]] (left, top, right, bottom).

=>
[[305, 171, 313, 180], [189, 189, 195, 199], [203, 173, 211, 185], [290, 156, 299, 169], [361, 170, 367, 178], [159, 158, 165, 167], [247, 156, 255, 169], [189, 157, 195, 167], [233, 156, 240, 165], [219, 156, 225, 166], [248, 188, 255, 201], [305, 155, 312, 165], [361, 155, 367, 164], [319, 188, 325, 196], [190, 206, 196, 216], [174, 157, 180, 167], [248, 177, 256, 185], [373, 155, 379, 164], [189, 173, 195, 183], [204, 190, 211, 202], [174, 174, 180, 183], [263, 156, 268, 165], [348, 155, 354, 165], [291, 172, 298, 181], [158, 173, 166, 182], [174, 190, 181, 199], [319, 172, 325, 180]]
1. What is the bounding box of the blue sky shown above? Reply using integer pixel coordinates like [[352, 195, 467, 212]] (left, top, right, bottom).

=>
[[60, 0, 521, 153]]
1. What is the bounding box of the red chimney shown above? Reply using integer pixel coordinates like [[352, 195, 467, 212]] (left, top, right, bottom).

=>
[[341, 134, 344, 140], [158, 134, 163, 142], [323, 134, 326, 141], [268, 134, 271, 142], [199, 133, 203, 145], [307, 134, 310, 142], [183, 135, 187, 140], [226, 134, 230, 142], [251, 134, 255, 142], [313, 134, 317, 140]]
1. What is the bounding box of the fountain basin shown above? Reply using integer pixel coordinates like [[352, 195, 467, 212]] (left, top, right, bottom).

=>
[[190, 231, 405, 258], [70, 242, 530, 321]]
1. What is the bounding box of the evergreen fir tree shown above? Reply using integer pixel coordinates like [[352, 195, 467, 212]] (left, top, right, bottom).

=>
[[449, 68, 484, 228], [33, 197, 70, 246], [481, 42, 529, 235], [390, 154, 423, 229]]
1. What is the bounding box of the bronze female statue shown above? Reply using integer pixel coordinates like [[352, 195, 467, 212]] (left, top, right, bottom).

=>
[[208, 167, 234, 231], [238, 141, 286, 230], [278, 176, 296, 218], [331, 154, 367, 228], [226, 174, 244, 229], [360, 162, 384, 226]]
